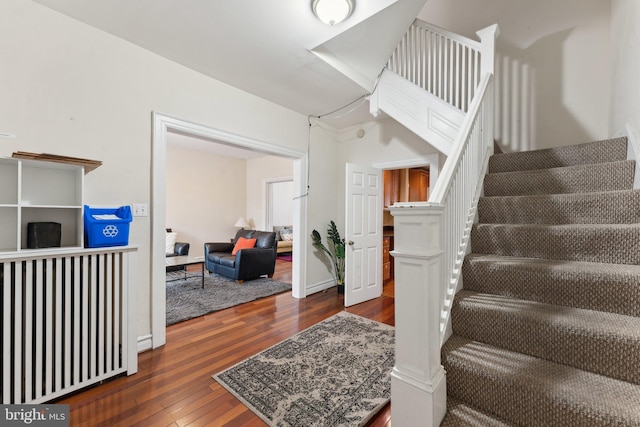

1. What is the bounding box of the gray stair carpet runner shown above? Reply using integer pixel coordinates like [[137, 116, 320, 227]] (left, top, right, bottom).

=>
[[440, 136, 640, 426]]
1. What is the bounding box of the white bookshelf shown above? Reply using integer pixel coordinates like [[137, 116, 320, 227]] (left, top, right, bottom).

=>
[[0, 157, 84, 252]]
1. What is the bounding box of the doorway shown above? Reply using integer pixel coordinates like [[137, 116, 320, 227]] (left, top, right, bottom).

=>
[[266, 178, 294, 232], [152, 113, 307, 348], [374, 154, 441, 287]]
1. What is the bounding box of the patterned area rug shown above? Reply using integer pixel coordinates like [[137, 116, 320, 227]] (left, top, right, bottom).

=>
[[166, 273, 291, 326], [213, 311, 395, 426]]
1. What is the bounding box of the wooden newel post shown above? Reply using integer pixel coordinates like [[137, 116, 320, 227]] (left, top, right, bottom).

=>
[[389, 203, 447, 427]]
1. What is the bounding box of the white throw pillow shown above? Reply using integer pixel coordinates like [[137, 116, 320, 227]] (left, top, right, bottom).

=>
[[280, 228, 293, 241], [166, 232, 177, 255]]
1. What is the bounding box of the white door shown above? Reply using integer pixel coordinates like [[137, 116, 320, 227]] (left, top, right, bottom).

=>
[[345, 163, 383, 307]]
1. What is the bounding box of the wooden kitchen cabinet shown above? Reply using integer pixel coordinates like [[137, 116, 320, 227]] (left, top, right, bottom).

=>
[[408, 168, 430, 202], [383, 169, 400, 208], [383, 234, 393, 283]]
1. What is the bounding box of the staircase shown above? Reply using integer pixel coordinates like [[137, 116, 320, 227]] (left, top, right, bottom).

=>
[[440, 137, 640, 426]]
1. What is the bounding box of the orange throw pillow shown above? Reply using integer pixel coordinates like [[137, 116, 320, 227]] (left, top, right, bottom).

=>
[[232, 237, 257, 255]]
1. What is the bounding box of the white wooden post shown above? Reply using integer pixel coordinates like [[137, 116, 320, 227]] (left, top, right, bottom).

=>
[[389, 203, 447, 427], [476, 24, 500, 77]]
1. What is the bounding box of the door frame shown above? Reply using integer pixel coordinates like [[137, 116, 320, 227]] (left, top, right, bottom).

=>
[[372, 153, 440, 188], [151, 112, 307, 348]]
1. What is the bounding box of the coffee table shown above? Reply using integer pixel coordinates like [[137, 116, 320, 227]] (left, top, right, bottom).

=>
[[166, 256, 205, 288]]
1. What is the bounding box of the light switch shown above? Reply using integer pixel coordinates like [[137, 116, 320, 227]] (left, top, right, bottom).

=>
[[133, 203, 148, 217]]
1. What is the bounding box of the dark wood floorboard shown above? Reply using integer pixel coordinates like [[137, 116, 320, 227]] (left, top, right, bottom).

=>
[[60, 259, 394, 426]]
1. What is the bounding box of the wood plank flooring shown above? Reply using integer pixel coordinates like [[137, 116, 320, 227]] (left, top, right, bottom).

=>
[[59, 259, 394, 426]]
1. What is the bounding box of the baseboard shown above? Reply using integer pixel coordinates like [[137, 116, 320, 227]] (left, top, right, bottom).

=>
[[615, 120, 640, 189], [306, 279, 337, 295], [625, 121, 640, 189], [137, 334, 153, 353]]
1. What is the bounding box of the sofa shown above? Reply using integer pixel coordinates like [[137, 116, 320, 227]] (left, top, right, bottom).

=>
[[204, 229, 278, 283], [273, 225, 293, 254], [166, 229, 190, 272]]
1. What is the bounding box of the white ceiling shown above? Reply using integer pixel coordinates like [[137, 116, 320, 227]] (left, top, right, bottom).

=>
[[33, 0, 428, 128]]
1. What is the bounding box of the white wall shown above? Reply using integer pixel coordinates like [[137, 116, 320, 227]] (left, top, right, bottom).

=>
[[338, 117, 440, 165], [609, 0, 640, 136], [419, 0, 612, 151], [246, 156, 294, 231], [306, 123, 342, 293], [0, 0, 319, 341], [336, 116, 440, 226], [166, 145, 247, 257]]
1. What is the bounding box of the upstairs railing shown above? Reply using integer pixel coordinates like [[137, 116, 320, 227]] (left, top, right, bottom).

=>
[[387, 20, 482, 113]]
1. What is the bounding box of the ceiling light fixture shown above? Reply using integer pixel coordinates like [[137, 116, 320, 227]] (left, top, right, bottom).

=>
[[312, 0, 355, 26]]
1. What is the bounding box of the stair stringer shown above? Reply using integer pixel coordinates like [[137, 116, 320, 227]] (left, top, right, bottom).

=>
[[369, 68, 465, 156]]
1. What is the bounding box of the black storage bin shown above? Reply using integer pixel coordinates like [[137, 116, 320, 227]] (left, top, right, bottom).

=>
[[27, 222, 61, 249]]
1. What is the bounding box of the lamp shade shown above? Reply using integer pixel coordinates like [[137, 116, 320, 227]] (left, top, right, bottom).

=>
[[312, 0, 354, 25], [234, 217, 251, 229]]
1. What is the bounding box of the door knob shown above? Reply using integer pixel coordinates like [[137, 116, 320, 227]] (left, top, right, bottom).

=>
[[348, 240, 354, 246]]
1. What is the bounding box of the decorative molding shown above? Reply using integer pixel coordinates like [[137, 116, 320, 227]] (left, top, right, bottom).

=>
[[389, 249, 444, 261], [137, 335, 153, 353], [371, 69, 465, 156], [390, 366, 446, 426], [373, 154, 439, 170], [306, 279, 337, 295]]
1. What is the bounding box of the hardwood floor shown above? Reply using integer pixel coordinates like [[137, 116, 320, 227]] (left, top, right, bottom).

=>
[[60, 259, 394, 426]]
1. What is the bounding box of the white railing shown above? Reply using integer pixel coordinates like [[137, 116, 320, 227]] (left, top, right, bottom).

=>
[[1, 246, 138, 404], [387, 22, 499, 426], [387, 20, 482, 113], [428, 74, 495, 343]]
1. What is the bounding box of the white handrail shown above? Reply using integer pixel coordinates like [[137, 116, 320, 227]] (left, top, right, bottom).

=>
[[429, 74, 492, 203]]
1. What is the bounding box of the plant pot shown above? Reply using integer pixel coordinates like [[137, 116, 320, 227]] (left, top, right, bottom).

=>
[[337, 284, 345, 294]]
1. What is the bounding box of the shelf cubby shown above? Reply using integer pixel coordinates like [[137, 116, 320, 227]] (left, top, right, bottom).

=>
[[0, 157, 84, 252]]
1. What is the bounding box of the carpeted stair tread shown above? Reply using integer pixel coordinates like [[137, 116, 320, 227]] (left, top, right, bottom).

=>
[[446, 136, 640, 425], [488, 137, 628, 173], [483, 160, 635, 196], [442, 335, 640, 427], [440, 397, 517, 427], [462, 254, 640, 316], [471, 223, 640, 265], [478, 189, 640, 224], [452, 290, 640, 384]]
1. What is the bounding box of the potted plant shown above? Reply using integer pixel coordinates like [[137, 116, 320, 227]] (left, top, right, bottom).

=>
[[311, 220, 346, 293]]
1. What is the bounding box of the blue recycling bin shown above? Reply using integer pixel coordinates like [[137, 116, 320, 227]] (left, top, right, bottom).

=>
[[84, 205, 132, 248]]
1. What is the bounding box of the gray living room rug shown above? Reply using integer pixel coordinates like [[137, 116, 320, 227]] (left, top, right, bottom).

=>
[[166, 273, 292, 326], [213, 311, 395, 427]]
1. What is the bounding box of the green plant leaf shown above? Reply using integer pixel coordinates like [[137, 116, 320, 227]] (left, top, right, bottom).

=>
[[311, 221, 346, 287]]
